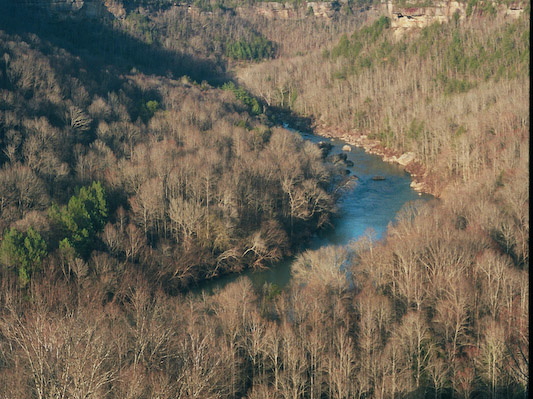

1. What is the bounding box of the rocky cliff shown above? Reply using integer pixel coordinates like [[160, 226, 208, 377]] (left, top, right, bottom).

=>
[[13, 0, 527, 27], [15, 0, 126, 19], [237, 0, 526, 23], [379, 0, 526, 38], [236, 1, 345, 20]]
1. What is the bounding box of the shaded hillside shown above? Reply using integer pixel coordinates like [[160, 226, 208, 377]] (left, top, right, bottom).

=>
[[0, 1, 225, 83], [0, 3, 344, 293]]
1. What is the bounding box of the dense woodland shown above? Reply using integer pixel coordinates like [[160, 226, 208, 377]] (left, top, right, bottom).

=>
[[238, 13, 529, 192], [0, 1, 529, 398]]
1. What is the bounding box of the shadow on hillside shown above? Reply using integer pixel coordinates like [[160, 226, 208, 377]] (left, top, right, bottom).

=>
[[267, 105, 314, 133], [0, 1, 226, 85]]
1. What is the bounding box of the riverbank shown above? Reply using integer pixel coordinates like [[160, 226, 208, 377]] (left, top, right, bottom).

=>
[[311, 122, 442, 198], [198, 123, 433, 293], [269, 109, 440, 197]]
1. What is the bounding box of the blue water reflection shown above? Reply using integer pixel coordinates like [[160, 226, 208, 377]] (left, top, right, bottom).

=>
[[196, 130, 432, 293]]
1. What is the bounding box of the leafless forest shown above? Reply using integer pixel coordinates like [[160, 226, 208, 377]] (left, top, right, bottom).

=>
[[0, 0, 528, 398]]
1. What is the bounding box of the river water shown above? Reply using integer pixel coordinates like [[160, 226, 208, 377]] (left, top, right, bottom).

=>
[[196, 128, 432, 293]]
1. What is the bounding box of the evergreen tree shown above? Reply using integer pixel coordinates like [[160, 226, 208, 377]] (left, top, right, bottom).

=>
[[0, 227, 48, 286], [49, 182, 108, 258]]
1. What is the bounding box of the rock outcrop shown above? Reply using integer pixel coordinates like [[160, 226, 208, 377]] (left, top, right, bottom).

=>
[[306, 2, 340, 18], [379, 0, 526, 38], [251, 2, 298, 19], [103, 0, 126, 19], [237, 1, 341, 20], [17, 0, 122, 19]]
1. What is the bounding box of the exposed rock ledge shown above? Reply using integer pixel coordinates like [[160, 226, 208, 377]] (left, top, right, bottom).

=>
[[312, 123, 441, 197], [15, 0, 125, 19], [236, 1, 342, 20], [379, 0, 526, 39]]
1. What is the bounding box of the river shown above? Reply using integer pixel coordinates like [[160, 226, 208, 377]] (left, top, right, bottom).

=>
[[195, 127, 433, 294]]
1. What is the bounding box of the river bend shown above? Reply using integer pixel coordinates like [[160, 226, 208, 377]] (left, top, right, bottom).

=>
[[197, 127, 432, 293]]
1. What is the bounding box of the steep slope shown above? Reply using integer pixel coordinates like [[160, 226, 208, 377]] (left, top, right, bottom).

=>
[[0, 4, 342, 292], [0, 2, 528, 398], [237, 8, 529, 196]]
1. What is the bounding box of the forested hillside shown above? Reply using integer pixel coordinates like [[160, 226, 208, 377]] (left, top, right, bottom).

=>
[[0, 1, 529, 398], [238, 12, 529, 193]]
